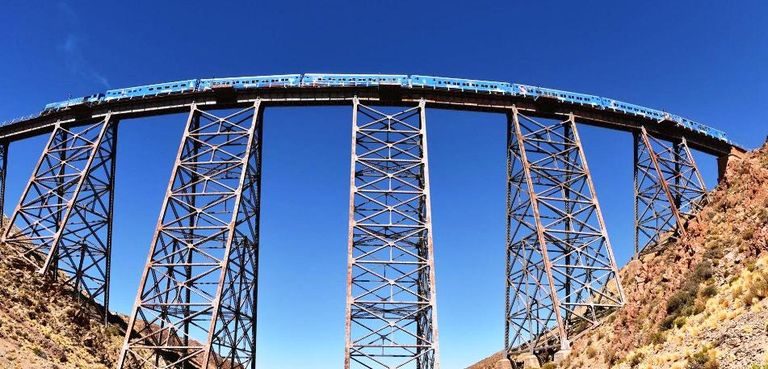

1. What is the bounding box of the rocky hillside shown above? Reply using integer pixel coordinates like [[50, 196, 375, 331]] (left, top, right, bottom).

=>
[[0, 232, 228, 369], [0, 239, 124, 368], [471, 144, 768, 369]]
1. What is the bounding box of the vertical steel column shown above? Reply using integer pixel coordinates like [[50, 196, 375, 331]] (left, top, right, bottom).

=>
[[345, 98, 440, 369], [505, 109, 624, 358], [0, 141, 8, 230], [634, 127, 707, 255], [2, 117, 115, 272], [118, 102, 262, 369]]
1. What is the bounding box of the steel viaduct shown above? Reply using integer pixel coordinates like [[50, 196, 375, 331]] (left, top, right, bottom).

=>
[[0, 75, 742, 369]]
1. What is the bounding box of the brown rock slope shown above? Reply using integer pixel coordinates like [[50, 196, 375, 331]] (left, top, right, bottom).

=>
[[471, 144, 768, 369], [0, 233, 241, 368], [0, 243, 124, 369]]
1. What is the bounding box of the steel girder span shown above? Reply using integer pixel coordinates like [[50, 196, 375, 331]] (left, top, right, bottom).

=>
[[0, 76, 738, 368]]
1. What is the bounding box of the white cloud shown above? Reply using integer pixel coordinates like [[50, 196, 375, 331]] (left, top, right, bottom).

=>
[[56, 3, 110, 89]]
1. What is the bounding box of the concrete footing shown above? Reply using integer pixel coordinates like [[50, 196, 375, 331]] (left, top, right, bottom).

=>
[[516, 353, 541, 369], [553, 349, 572, 364], [495, 358, 513, 369]]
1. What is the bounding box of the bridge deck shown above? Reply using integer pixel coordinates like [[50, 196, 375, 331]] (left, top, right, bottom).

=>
[[0, 86, 737, 156]]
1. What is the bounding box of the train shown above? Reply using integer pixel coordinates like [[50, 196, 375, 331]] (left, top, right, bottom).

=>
[[39, 73, 729, 142]]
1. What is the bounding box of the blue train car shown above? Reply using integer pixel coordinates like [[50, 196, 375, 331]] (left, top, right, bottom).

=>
[[668, 113, 703, 132], [691, 121, 717, 137], [198, 74, 301, 90], [605, 99, 665, 120], [301, 74, 409, 87], [44, 93, 104, 111], [507, 84, 526, 95], [104, 79, 197, 100], [518, 85, 603, 107], [85, 94, 103, 103], [45, 97, 85, 111], [710, 129, 729, 142], [666, 113, 687, 127], [674, 115, 726, 140], [410, 75, 510, 94], [516, 84, 538, 97]]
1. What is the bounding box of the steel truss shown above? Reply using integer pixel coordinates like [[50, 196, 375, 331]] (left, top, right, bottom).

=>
[[505, 109, 624, 357], [634, 126, 707, 255], [2, 117, 117, 315], [345, 99, 440, 369], [118, 103, 262, 369]]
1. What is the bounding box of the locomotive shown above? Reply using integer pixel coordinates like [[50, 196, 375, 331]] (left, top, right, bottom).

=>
[[38, 73, 729, 142]]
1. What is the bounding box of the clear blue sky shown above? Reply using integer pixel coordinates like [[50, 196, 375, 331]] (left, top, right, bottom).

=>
[[1, 1, 766, 368]]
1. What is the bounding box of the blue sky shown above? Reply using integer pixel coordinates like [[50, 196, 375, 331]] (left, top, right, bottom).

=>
[[1, 1, 766, 368]]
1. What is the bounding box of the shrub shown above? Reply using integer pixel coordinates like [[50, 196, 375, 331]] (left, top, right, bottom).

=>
[[687, 347, 719, 369], [31, 346, 47, 359], [627, 352, 645, 368], [604, 350, 620, 366], [740, 266, 768, 306], [758, 208, 768, 223], [586, 346, 597, 359], [660, 315, 676, 330], [666, 289, 695, 315], [693, 302, 706, 315], [701, 284, 718, 298], [661, 260, 715, 331], [673, 316, 688, 328], [742, 228, 755, 241], [105, 324, 121, 337], [747, 261, 757, 272], [647, 331, 666, 345], [694, 260, 714, 281]]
